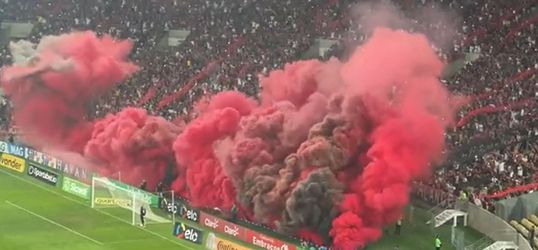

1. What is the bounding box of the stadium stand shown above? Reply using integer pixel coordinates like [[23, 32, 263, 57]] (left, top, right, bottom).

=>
[[0, 0, 537, 249], [510, 216, 538, 248]]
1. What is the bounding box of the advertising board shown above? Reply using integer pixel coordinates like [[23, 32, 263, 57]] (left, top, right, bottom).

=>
[[24, 146, 91, 181], [164, 200, 200, 223], [6, 143, 26, 157], [62, 176, 91, 199], [27, 163, 59, 186], [173, 222, 204, 245], [200, 211, 247, 240], [0, 141, 91, 181], [246, 230, 297, 250], [0, 153, 26, 173], [93, 197, 132, 207], [180, 203, 200, 223], [206, 232, 251, 250]]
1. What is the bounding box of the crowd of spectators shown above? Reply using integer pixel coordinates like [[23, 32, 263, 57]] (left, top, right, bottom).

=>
[[0, 0, 537, 239], [415, 1, 538, 211]]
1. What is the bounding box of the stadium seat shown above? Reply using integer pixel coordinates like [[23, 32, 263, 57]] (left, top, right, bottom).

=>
[[529, 214, 538, 227], [510, 220, 529, 237], [521, 218, 534, 231]]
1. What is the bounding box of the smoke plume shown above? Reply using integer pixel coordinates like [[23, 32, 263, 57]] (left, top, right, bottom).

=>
[[1, 26, 455, 249], [1, 32, 178, 187], [172, 26, 453, 249]]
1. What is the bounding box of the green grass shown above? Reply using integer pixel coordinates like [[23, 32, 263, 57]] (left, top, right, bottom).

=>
[[0, 167, 205, 250], [0, 166, 489, 250]]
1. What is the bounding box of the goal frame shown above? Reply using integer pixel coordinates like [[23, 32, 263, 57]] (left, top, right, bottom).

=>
[[90, 177, 174, 225]]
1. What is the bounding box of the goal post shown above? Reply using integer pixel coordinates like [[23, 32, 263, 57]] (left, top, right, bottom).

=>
[[91, 176, 172, 225]]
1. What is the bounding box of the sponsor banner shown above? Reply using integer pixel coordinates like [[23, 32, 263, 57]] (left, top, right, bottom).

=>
[[0, 153, 26, 173], [165, 200, 180, 215], [62, 176, 91, 199], [200, 212, 247, 241], [25, 148, 59, 169], [206, 232, 250, 250], [7, 143, 25, 157], [164, 199, 199, 222], [0, 141, 91, 181], [173, 222, 203, 245], [94, 197, 132, 207], [179, 203, 200, 223], [27, 164, 59, 186], [24, 146, 91, 182], [246, 230, 296, 250]]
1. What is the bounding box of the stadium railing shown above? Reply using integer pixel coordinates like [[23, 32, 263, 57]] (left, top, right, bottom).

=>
[[413, 182, 533, 250], [457, 201, 532, 250], [495, 191, 538, 221]]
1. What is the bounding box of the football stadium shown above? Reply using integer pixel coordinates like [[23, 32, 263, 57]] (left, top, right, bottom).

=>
[[0, 1, 537, 250]]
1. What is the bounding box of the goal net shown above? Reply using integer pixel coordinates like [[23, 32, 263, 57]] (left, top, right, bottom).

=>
[[91, 176, 172, 225]]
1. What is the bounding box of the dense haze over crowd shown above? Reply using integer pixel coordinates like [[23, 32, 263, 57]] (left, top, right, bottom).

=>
[[0, 0, 537, 249]]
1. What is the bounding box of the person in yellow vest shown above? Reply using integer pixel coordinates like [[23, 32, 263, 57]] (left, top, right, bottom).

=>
[[435, 235, 442, 250], [459, 190, 468, 201]]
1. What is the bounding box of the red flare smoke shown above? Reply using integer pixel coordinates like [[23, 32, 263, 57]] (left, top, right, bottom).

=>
[[0, 32, 177, 187], [1, 31, 137, 151], [84, 108, 180, 187], [1, 27, 456, 249]]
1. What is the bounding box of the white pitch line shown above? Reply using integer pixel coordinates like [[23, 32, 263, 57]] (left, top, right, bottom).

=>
[[0, 168, 193, 249], [106, 238, 153, 244], [5, 200, 103, 245]]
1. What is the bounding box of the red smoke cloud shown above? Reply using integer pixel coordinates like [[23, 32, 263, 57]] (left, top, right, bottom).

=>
[[1, 27, 455, 249], [172, 93, 254, 208], [327, 28, 450, 249], [174, 28, 453, 249], [84, 108, 180, 187], [1, 32, 178, 187], [1, 32, 137, 151]]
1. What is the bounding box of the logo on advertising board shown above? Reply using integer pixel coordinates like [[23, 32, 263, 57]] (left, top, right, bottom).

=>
[[94, 198, 132, 207], [246, 230, 296, 250], [27, 164, 59, 186], [62, 176, 91, 199], [25, 148, 58, 170], [206, 232, 250, 250], [0, 153, 26, 173], [173, 222, 203, 245], [180, 204, 200, 223], [24, 146, 91, 182], [7, 144, 25, 157], [0, 141, 8, 153], [200, 212, 246, 240]]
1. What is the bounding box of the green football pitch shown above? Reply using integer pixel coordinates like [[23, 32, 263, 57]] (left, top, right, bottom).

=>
[[0, 167, 487, 250]]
